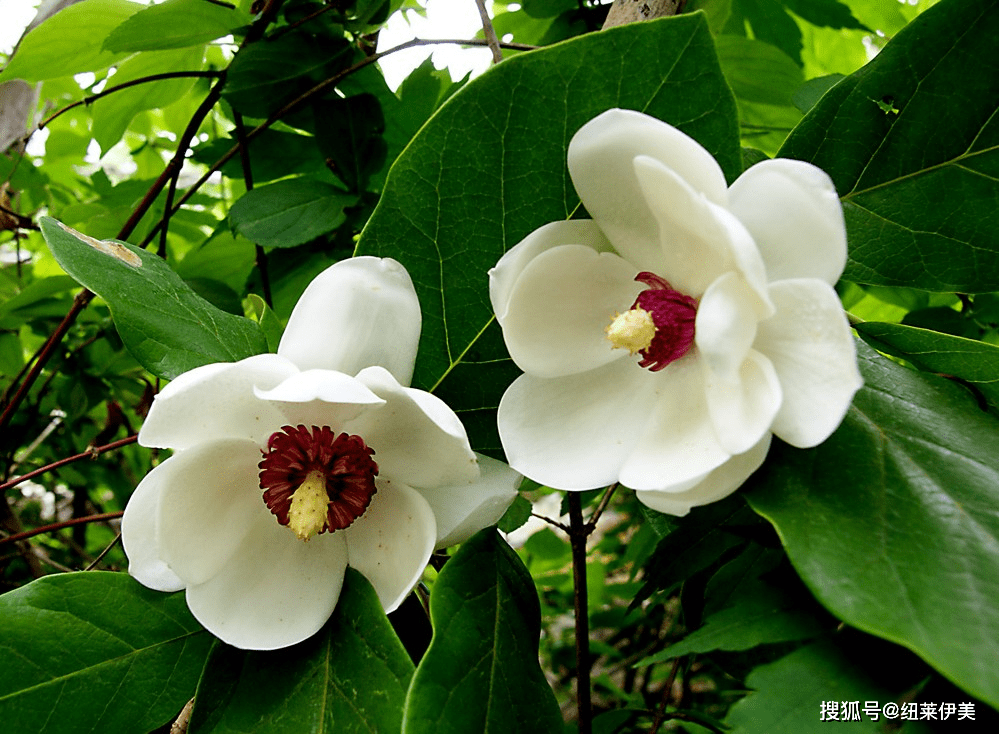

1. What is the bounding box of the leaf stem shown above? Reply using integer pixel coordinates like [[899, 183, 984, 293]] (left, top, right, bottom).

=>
[[567, 492, 593, 734]]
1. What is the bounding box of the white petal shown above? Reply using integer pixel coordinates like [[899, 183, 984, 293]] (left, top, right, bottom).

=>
[[695, 272, 760, 382], [345, 478, 436, 613], [122, 465, 185, 592], [635, 434, 771, 516], [417, 453, 520, 549], [728, 159, 847, 285], [278, 256, 422, 387], [633, 156, 773, 317], [255, 369, 386, 428], [568, 109, 728, 272], [754, 279, 862, 447], [501, 243, 642, 378], [155, 439, 264, 587], [497, 358, 658, 491], [345, 366, 479, 488], [703, 350, 782, 455], [186, 510, 349, 650], [139, 354, 298, 450], [620, 357, 732, 492], [489, 220, 615, 324]]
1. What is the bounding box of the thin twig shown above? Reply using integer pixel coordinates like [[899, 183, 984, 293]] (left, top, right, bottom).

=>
[[649, 657, 683, 734], [0, 511, 123, 547], [233, 111, 273, 307], [34, 71, 222, 132], [1, 435, 138, 493], [586, 483, 618, 530], [531, 511, 569, 532], [568, 492, 593, 734], [474, 0, 503, 64], [84, 530, 123, 570]]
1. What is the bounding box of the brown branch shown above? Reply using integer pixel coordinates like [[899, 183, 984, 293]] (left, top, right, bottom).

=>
[[1, 435, 138, 493], [474, 0, 503, 65], [0, 511, 123, 547], [568, 492, 593, 734], [233, 111, 273, 307], [0, 203, 39, 230]]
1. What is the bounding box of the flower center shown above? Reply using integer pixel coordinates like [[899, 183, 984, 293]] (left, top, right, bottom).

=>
[[606, 272, 698, 372], [259, 425, 378, 541]]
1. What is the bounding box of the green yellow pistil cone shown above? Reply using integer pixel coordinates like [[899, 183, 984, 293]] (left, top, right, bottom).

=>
[[606, 307, 656, 354], [287, 469, 329, 541]]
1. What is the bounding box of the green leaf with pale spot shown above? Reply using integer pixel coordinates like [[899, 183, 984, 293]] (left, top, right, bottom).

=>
[[355, 14, 739, 453], [0, 572, 212, 734], [40, 217, 266, 379], [780, 0, 999, 292]]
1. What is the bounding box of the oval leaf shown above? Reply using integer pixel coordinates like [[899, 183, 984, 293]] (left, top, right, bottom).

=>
[[228, 179, 356, 248], [102, 0, 252, 53], [403, 529, 562, 733], [746, 341, 999, 708], [0, 572, 212, 734], [780, 0, 999, 292], [40, 217, 266, 379]]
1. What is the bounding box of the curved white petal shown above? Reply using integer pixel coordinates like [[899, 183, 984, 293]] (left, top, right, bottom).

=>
[[155, 439, 264, 587], [345, 478, 436, 613], [568, 109, 728, 272], [703, 349, 782, 455], [139, 354, 298, 450], [498, 358, 659, 491], [122, 465, 185, 592], [729, 159, 847, 285], [345, 366, 478, 488], [632, 157, 774, 317], [695, 272, 760, 382], [255, 369, 386, 429], [620, 357, 732, 492], [635, 434, 771, 516], [754, 279, 862, 447], [278, 257, 422, 387], [417, 453, 520, 549], [501, 244, 642, 378], [489, 220, 614, 324], [186, 509, 349, 650]]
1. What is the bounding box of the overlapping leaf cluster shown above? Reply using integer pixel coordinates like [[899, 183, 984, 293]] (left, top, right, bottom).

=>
[[1, 0, 997, 732]]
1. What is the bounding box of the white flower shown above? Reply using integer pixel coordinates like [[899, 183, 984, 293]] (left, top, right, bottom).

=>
[[122, 257, 519, 650], [489, 109, 862, 516]]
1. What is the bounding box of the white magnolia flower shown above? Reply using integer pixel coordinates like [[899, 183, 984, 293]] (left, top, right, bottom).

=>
[[490, 109, 862, 516], [123, 257, 519, 650]]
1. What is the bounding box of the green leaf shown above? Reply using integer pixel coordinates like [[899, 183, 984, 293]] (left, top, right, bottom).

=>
[[855, 321, 999, 410], [725, 640, 892, 734], [0, 572, 212, 734], [780, 0, 999, 292], [496, 493, 532, 533], [356, 15, 739, 452], [781, 0, 869, 30], [40, 217, 267, 379], [716, 35, 804, 106], [312, 93, 388, 193], [734, 0, 804, 65], [403, 529, 562, 733], [0, 0, 142, 83], [228, 179, 356, 248], [745, 341, 999, 708], [103, 0, 252, 52], [188, 569, 413, 734], [92, 46, 207, 152]]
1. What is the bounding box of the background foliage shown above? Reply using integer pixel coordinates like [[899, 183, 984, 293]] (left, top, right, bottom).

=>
[[1, 0, 997, 732]]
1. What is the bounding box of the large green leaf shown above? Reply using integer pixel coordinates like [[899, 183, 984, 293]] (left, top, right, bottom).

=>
[[0, 572, 212, 734], [855, 321, 999, 410], [356, 14, 740, 453], [403, 529, 562, 733], [188, 569, 413, 734], [40, 217, 266, 379], [228, 179, 357, 248], [745, 341, 999, 707], [0, 0, 142, 83], [780, 0, 999, 292], [102, 0, 252, 53]]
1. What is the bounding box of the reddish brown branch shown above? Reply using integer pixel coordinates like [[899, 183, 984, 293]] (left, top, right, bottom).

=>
[[1, 435, 138, 493], [0, 511, 123, 547]]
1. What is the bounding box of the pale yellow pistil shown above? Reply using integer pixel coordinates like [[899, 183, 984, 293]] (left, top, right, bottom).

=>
[[606, 308, 656, 355], [287, 470, 329, 541]]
